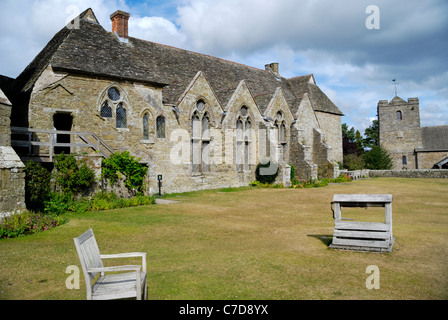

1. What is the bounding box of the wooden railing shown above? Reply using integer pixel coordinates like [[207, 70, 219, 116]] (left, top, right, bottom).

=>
[[11, 127, 114, 162]]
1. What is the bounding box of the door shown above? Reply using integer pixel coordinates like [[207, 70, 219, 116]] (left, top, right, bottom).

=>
[[53, 112, 73, 155]]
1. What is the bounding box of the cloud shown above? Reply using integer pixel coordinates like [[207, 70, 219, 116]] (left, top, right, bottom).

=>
[[0, 0, 447, 131], [129, 16, 187, 48]]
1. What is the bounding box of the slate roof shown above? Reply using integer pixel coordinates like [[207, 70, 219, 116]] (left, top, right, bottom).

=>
[[420, 125, 448, 151], [14, 8, 344, 117]]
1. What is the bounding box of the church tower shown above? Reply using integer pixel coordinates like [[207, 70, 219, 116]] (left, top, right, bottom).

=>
[[377, 96, 423, 169]]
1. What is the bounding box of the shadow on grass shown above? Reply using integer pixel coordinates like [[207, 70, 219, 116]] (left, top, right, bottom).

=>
[[307, 234, 333, 247]]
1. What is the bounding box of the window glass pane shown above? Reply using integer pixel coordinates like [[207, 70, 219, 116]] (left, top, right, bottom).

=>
[[143, 114, 149, 140], [192, 140, 200, 173], [236, 119, 243, 141], [101, 101, 112, 118], [280, 123, 286, 143], [156, 116, 166, 138], [116, 104, 127, 128], [108, 87, 121, 101], [192, 114, 201, 139], [202, 141, 210, 172], [245, 120, 251, 141], [202, 116, 210, 140], [197, 100, 205, 111]]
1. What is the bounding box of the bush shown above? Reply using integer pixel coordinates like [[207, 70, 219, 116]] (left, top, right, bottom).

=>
[[343, 153, 366, 170], [44, 192, 76, 215], [318, 162, 335, 179], [24, 161, 52, 211], [102, 152, 148, 195], [289, 163, 295, 180], [0, 211, 66, 239], [255, 161, 279, 184], [53, 153, 95, 195], [363, 145, 394, 170]]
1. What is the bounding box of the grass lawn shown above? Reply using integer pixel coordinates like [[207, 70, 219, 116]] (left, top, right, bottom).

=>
[[0, 177, 447, 300]]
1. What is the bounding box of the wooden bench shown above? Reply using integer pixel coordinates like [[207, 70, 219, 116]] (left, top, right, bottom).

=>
[[74, 229, 147, 300], [329, 194, 394, 252]]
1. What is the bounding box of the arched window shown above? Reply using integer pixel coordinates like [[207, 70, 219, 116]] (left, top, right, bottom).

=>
[[191, 100, 210, 174], [396, 110, 402, 120], [143, 113, 149, 140], [100, 86, 128, 129], [116, 103, 127, 128], [156, 115, 166, 138], [402, 155, 407, 165], [274, 111, 287, 161], [101, 101, 112, 118], [236, 106, 251, 171]]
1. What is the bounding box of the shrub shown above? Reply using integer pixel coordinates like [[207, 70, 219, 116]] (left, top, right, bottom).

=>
[[44, 192, 75, 215], [53, 153, 95, 195], [318, 162, 335, 179], [343, 153, 366, 170], [24, 161, 52, 211], [289, 163, 296, 180], [363, 145, 394, 170], [0, 211, 65, 239], [102, 151, 148, 195], [255, 161, 279, 184]]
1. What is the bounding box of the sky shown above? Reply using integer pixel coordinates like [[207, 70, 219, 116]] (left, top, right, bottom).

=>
[[1, 0, 447, 135]]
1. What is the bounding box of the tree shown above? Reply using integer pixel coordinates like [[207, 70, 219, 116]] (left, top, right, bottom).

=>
[[364, 119, 379, 148], [355, 130, 364, 152], [342, 123, 363, 155], [363, 145, 393, 170]]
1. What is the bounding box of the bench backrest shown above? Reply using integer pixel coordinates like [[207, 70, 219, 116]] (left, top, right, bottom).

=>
[[74, 229, 104, 285]]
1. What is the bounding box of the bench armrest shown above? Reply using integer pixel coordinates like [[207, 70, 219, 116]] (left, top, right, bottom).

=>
[[88, 265, 141, 273], [100, 252, 146, 259], [100, 252, 147, 273]]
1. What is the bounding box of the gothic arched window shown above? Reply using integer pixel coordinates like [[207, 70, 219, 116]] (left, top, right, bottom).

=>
[[275, 111, 287, 161], [116, 103, 127, 128], [156, 115, 166, 138], [100, 86, 128, 129], [143, 113, 149, 140], [236, 106, 251, 171], [191, 100, 210, 174]]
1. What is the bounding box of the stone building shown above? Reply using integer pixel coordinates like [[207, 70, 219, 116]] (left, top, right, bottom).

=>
[[0, 86, 25, 219], [378, 96, 448, 170], [2, 8, 344, 195]]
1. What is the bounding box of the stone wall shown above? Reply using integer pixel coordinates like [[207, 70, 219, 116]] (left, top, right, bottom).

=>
[[369, 169, 448, 179], [416, 151, 448, 169], [0, 148, 26, 219], [0, 90, 26, 219], [378, 97, 422, 169], [21, 66, 343, 195]]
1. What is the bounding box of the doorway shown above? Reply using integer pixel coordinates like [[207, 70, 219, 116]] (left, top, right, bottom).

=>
[[53, 112, 73, 155]]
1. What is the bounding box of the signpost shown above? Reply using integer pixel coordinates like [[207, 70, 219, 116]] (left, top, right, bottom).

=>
[[157, 175, 162, 196]]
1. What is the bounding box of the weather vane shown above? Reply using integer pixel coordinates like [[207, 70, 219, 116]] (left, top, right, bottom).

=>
[[392, 78, 399, 97]]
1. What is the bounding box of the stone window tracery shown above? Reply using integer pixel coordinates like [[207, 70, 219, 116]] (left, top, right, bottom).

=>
[[274, 111, 287, 161], [100, 86, 128, 129], [191, 100, 210, 174], [236, 106, 251, 171]]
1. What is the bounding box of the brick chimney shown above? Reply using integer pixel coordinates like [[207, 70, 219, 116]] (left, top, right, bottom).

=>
[[110, 10, 130, 38]]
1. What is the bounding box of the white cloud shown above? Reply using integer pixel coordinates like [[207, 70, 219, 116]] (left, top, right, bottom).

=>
[[0, 0, 447, 132], [129, 16, 187, 48]]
